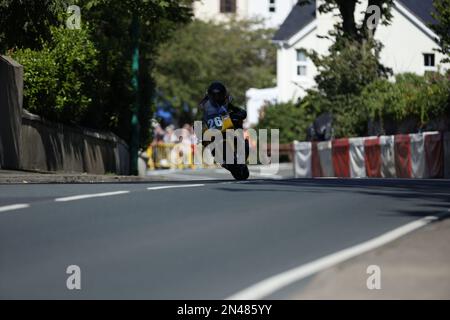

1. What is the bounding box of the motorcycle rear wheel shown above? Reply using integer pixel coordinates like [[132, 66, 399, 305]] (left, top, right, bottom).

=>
[[228, 164, 249, 181]]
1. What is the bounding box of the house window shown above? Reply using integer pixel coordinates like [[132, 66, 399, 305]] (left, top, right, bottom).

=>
[[220, 0, 236, 13], [296, 49, 308, 77], [269, 0, 276, 13], [423, 53, 435, 67], [297, 50, 307, 62], [297, 66, 307, 76]]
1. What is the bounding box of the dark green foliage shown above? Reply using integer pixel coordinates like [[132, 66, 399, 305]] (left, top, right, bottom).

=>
[[2, 0, 193, 148], [12, 26, 98, 123], [0, 0, 70, 53], [78, 0, 193, 146], [431, 0, 450, 62], [257, 102, 314, 143], [362, 73, 450, 130], [259, 72, 449, 141], [310, 38, 391, 98]]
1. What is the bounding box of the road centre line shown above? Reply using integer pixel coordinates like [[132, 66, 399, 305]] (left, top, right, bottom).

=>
[[0, 203, 30, 213], [54, 191, 130, 202], [147, 184, 205, 191], [227, 213, 447, 300], [11, 184, 207, 205]]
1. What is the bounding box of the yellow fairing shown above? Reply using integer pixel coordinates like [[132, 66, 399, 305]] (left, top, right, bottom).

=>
[[222, 116, 234, 131]]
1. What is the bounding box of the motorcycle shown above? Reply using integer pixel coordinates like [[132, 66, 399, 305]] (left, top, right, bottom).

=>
[[203, 111, 250, 181]]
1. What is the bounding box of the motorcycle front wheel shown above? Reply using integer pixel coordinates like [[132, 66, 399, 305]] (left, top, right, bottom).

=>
[[228, 164, 249, 181]]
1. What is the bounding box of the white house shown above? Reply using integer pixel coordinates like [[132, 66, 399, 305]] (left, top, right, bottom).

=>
[[193, 0, 297, 29], [273, 0, 450, 103]]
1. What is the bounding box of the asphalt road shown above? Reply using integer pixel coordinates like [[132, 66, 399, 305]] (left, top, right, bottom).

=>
[[0, 178, 449, 299], [146, 163, 295, 181]]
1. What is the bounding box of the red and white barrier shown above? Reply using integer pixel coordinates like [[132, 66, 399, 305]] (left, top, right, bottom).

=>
[[294, 142, 312, 178], [425, 132, 444, 178], [380, 135, 396, 178], [364, 137, 381, 178], [410, 133, 425, 178], [294, 131, 448, 179], [311, 142, 322, 177], [318, 141, 334, 177], [394, 134, 412, 178], [349, 137, 366, 178], [332, 138, 350, 178]]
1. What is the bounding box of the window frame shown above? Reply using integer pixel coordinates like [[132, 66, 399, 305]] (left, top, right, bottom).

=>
[[220, 0, 236, 13], [295, 49, 308, 78], [269, 0, 276, 13], [423, 53, 437, 72]]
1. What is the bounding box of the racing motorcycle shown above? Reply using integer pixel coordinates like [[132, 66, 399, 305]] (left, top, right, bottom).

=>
[[203, 111, 250, 181]]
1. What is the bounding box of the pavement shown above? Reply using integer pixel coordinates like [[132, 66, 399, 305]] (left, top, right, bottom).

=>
[[0, 169, 164, 184], [146, 163, 294, 181], [0, 175, 449, 299], [0, 163, 294, 184], [293, 217, 450, 300]]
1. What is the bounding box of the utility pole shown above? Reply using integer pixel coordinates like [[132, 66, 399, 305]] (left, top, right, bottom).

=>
[[130, 12, 140, 175]]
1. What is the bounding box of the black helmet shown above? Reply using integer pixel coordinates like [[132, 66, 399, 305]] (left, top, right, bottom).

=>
[[207, 81, 228, 105], [207, 81, 227, 95]]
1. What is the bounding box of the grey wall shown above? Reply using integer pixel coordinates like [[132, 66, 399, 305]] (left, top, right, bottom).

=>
[[21, 111, 129, 174], [445, 132, 450, 179], [0, 55, 130, 175], [0, 56, 23, 170]]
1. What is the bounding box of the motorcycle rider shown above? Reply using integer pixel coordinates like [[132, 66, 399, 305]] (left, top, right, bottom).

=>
[[200, 81, 247, 129], [199, 81, 249, 167]]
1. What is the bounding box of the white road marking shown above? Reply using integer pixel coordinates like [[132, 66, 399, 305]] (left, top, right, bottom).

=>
[[159, 174, 216, 181], [227, 214, 442, 300], [147, 184, 205, 191], [216, 167, 283, 179], [0, 203, 30, 213], [54, 191, 130, 202], [214, 169, 231, 174], [251, 173, 283, 179]]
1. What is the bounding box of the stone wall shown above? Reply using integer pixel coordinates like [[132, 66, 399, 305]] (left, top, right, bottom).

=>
[[0, 55, 130, 175]]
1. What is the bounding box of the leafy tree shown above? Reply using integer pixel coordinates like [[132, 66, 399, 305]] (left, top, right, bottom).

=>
[[296, 90, 367, 138], [257, 102, 310, 143], [299, 0, 394, 42], [310, 38, 389, 98], [154, 19, 277, 118], [0, 0, 69, 53], [75, 0, 193, 146], [299, 35, 391, 138], [294, 0, 395, 137], [12, 26, 99, 123], [260, 1, 449, 141], [2, 0, 193, 148], [431, 0, 450, 62]]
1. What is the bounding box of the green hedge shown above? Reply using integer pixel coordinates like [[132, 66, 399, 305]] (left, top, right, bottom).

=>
[[257, 102, 313, 143], [362, 73, 450, 126], [12, 26, 98, 124]]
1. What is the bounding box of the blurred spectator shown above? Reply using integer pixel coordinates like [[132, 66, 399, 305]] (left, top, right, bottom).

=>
[[306, 112, 334, 142], [164, 125, 178, 143], [189, 125, 198, 145], [180, 124, 193, 146], [244, 128, 257, 151], [152, 123, 165, 145]]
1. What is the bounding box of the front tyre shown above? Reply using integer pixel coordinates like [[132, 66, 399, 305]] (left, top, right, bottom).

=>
[[230, 164, 249, 181]]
